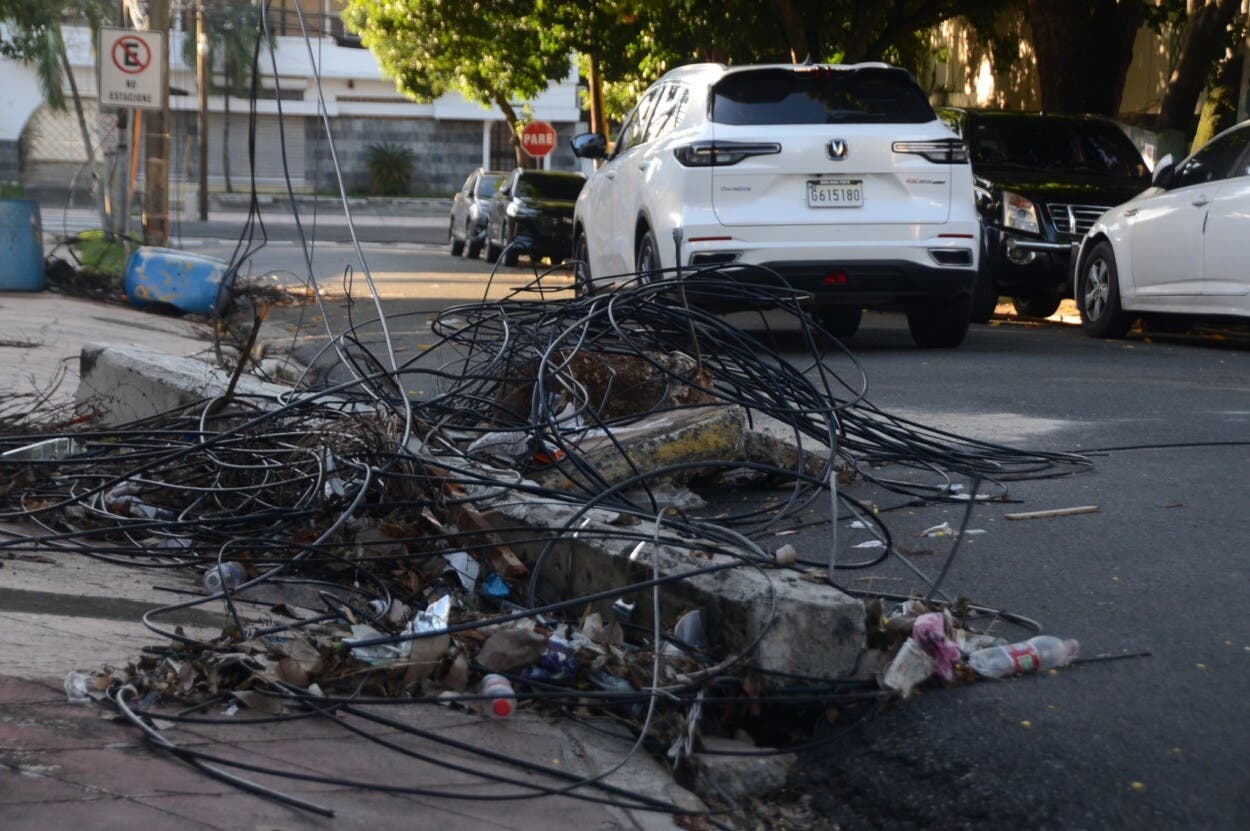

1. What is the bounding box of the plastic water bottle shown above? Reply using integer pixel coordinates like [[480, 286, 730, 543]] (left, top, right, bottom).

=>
[[202, 561, 247, 593], [968, 635, 1079, 678], [480, 673, 516, 718]]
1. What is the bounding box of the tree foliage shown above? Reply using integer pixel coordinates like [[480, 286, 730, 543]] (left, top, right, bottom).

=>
[[1, 0, 112, 111], [343, 0, 569, 164]]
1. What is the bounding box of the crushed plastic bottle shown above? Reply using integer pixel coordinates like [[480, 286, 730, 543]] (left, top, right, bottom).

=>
[[968, 635, 1079, 678], [202, 561, 247, 593], [480, 673, 515, 718]]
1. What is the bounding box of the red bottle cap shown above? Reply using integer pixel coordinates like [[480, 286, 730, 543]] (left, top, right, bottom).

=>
[[492, 697, 514, 718]]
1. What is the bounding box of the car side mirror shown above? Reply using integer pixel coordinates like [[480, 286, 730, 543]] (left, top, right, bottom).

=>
[[570, 132, 607, 160], [1152, 154, 1175, 189]]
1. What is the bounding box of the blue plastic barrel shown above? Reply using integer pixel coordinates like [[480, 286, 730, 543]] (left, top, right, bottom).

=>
[[123, 246, 232, 316], [0, 199, 46, 292]]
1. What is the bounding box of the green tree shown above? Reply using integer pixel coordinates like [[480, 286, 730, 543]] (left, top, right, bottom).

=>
[[343, 0, 569, 166], [2, 0, 114, 229]]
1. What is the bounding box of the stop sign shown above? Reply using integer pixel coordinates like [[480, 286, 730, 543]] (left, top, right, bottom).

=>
[[520, 121, 558, 158]]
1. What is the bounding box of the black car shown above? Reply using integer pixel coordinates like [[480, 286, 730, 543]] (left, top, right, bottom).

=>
[[939, 109, 1150, 321], [484, 168, 586, 266], [449, 168, 506, 259]]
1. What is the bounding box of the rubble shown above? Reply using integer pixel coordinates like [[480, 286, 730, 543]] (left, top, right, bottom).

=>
[[0, 276, 1097, 821]]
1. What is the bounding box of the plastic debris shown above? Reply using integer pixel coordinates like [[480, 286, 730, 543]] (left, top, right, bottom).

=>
[[969, 636, 1080, 678], [202, 561, 247, 593], [63, 671, 91, 703], [480, 572, 510, 599], [774, 543, 798, 566], [853, 539, 885, 549], [2, 437, 81, 462], [911, 612, 961, 682], [480, 673, 516, 718], [444, 550, 480, 591]]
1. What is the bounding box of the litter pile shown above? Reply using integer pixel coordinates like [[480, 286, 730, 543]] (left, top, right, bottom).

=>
[[0, 272, 1094, 818]]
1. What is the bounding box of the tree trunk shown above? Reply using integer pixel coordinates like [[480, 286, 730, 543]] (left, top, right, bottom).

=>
[[1190, 52, 1243, 150], [587, 50, 607, 139], [57, 28, 110, 233], [494, 94, 526, 168], [769, 0, 810, 62], [223, 56, 233, 193], [1157, 0, 1243, 134], [1025, 0, 1144, 116]]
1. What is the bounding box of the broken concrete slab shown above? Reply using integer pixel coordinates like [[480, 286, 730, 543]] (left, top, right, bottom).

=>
[[468, 485, 865, 682], [532, 405, 747, 491], [689, 736, 796, 806], [76, 343, 290, 425]]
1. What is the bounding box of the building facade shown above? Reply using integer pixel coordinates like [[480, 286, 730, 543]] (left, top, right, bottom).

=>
[[0, 1, 583, 196]]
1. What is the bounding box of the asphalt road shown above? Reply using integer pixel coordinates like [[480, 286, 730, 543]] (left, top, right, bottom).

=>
[[208, 238, 1250, 829]]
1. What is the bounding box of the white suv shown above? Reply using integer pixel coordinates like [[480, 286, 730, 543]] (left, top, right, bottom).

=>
[[570, 63, 981, 347]]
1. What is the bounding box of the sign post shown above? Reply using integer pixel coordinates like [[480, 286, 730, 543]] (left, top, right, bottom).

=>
[[520, 121, 558, 165]]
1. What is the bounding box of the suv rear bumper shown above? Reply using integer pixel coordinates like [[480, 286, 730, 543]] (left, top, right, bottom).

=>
[[739, 260, 975, 307]]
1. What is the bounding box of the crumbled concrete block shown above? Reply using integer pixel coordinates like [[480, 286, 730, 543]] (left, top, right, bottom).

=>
[[533, 405, 747, 491], [470, 483, 865, 682], [689, 736, 797, 805], [77, 343, 291, 425]]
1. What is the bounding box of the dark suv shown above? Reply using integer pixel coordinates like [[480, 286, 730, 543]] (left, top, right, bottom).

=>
[[484, 169, 586, 266], [939, 109, 1150, 320]]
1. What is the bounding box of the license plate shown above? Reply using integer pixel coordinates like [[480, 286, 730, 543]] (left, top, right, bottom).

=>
[[807, 179, 863, 208]]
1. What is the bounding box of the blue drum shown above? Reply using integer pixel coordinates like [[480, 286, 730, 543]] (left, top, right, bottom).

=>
[[0, 199, 46, 292], [124, 246, 232, 315]]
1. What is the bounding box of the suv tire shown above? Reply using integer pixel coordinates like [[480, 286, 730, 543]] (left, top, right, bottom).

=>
[[636, 228, 661, 281], [817, 306, 862, 338], [907, 295, 972, 348], [1012, 290, 1062, 318], [484, 236, 500, 264], [1078, 241, 1132, 338], [573, 232, 593, 296], [970, 271, 998, 323]]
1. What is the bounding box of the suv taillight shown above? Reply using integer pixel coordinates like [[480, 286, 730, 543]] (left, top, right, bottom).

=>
[[673, 141, 781, 167], [892, 139, 968, 164]]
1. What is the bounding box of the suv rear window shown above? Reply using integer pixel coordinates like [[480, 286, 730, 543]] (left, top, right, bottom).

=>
[[515, 173, 585, 201], [969, 117, 1148, 179], [712, 67, 935, 125]]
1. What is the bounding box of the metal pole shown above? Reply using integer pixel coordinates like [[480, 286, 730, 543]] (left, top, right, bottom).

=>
[[143, 0, 170, 246], [196, 0, 208, 221]]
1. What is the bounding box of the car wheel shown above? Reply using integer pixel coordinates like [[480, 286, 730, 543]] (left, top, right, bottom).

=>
[[502, 227, 520, 267], [1077, 241, 1132, 339], [484, 233, 500, 264], [636, 227, 661, 281], [970, 270, 999, 324], [466, 234, 483, 259], [907, 295, 972, 348], [1012, 290, 1062, 318], [573, 232, 593, 296], [448, 221, 464, 256], [817, 306, 862, 338]]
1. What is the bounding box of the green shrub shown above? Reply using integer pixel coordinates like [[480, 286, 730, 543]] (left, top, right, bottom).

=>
[[0, 182, 25, 199], [364, 143, 416, 196], [74, 230, 127, 277]]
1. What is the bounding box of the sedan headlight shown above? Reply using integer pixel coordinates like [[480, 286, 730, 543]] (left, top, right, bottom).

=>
[[1002, 190, 1040, 235]]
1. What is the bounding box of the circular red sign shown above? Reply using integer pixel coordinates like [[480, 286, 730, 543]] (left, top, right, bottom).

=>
[[520, 121, 558, 158], [111, 36, 151, 75]]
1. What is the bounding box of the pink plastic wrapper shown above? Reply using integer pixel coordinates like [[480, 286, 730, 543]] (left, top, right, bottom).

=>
[[911, 612, 961, 682]]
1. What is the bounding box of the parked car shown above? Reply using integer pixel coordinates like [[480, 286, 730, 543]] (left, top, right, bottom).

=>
[[938, 108, 1151, 322], [484, 168, 586, 266], [570, 62, 981, 347], [1073, 119, 1250, 338], [449, 168, 506, 259]]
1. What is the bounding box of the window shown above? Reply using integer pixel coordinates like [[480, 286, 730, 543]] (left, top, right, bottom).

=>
[[643, 84, 690, 144], [967, 117, 1147, 180], [475, 173, 503, 198], [614, 87, 662, 157], [514, 173, 585, 201], [1174, 126, 1250, 189], [712, 66, 934, 125]]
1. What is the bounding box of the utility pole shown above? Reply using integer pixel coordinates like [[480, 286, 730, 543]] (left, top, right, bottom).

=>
[[143, 0, 170, 245], [196, 0, 208, 221]]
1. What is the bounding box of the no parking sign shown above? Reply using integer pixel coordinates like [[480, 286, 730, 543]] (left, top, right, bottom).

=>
[[98, 27, 165, 111]]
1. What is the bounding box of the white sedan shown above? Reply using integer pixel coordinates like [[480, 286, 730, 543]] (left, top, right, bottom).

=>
[[1073, 120, 1250, 338]]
